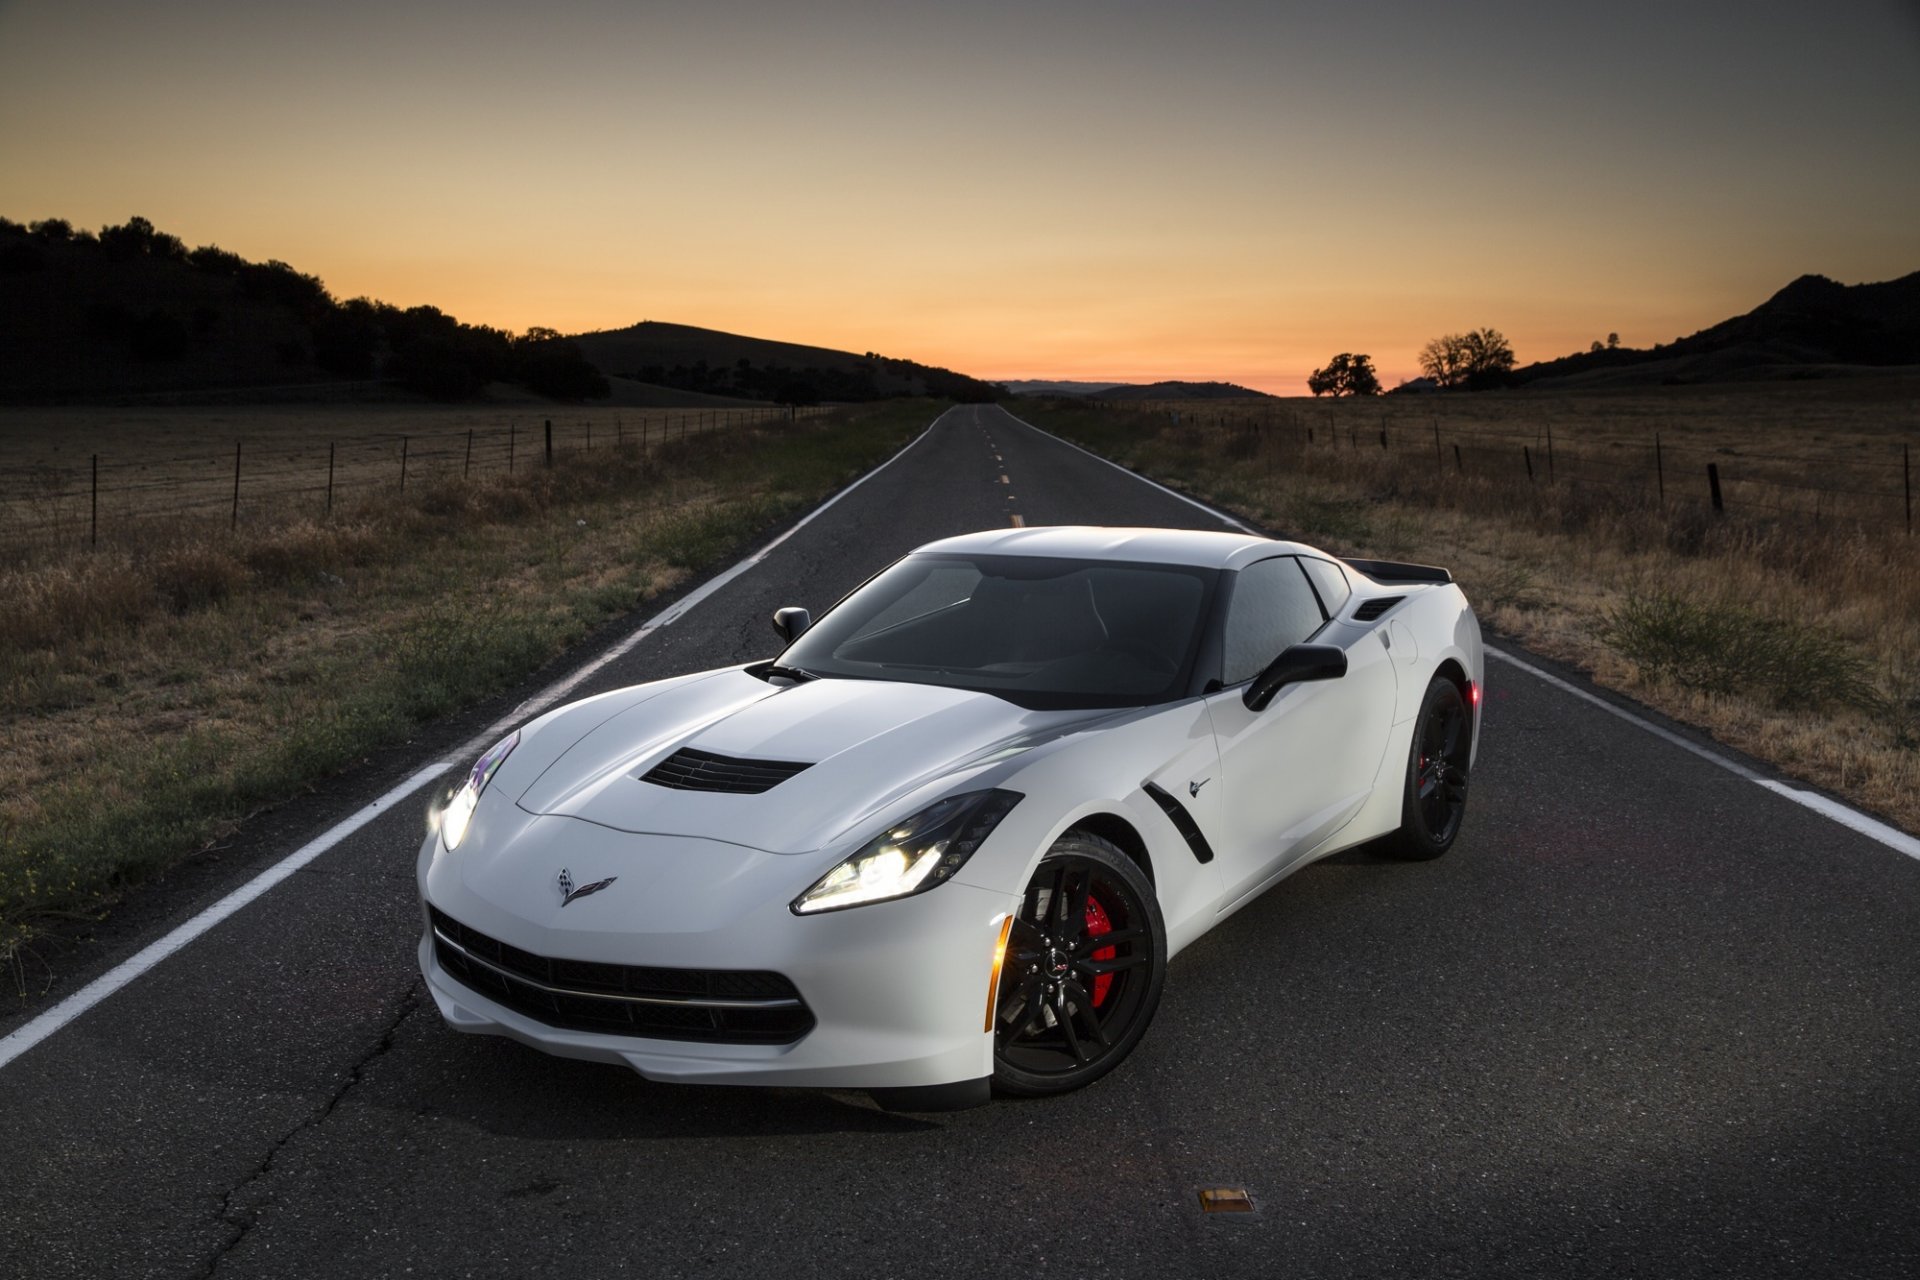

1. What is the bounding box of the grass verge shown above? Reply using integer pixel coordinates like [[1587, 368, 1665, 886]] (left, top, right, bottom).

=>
[[2, 400, 936, 979]]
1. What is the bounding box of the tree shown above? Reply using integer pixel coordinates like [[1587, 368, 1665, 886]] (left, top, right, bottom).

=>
[[1607, 332, 1620, 349], [1307, 352, 1381, 397], [1418, 328, 1515, 389]]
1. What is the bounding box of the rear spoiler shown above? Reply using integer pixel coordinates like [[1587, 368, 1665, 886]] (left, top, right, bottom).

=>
[[1342, 557, 1453, 585]]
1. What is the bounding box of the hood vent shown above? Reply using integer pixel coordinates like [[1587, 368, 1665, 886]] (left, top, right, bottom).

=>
[[640, 747, 813, 794], [1352, 596, 1404, 622]]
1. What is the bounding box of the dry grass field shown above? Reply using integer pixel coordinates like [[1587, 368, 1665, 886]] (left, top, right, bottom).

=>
[[0, 399, 931, 977], [0, 402, 824, 559], [1019, 379, 1920, 834]]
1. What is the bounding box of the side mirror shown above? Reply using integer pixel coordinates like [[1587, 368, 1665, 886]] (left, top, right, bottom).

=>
[[772, 606, 812, 644], [1243, 643, 1347, 711]]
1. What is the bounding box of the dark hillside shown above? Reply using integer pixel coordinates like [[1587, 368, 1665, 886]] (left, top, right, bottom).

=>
[[569, 321, 1003, 404], [1095, 380, 1274, 401], [1517, 272, 1920, 388]]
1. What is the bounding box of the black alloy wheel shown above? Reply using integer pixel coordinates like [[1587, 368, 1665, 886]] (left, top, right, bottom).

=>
[[992, 834, 1166, 1097], [1384, 674, 1472, 860]]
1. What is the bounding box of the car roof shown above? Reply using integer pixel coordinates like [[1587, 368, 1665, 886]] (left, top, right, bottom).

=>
[[911, 525, 1316, 570]]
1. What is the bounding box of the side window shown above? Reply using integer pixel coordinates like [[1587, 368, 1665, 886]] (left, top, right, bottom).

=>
[[1221, 557, 1326, 685], [1299, 557, 1351, 618]]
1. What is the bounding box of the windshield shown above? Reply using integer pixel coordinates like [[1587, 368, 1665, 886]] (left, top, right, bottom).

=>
[[779, 553, 1217, 709]]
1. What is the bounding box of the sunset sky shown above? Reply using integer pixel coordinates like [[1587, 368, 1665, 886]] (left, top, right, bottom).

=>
[[2, 0, 1916, 392]]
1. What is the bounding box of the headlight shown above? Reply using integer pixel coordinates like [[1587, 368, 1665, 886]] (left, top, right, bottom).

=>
[[792, 789, 1022, 915], [439, 730, 520, 851]]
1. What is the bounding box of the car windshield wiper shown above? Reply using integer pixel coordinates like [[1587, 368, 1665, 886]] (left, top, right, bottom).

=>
[[762, 663, 821, 683]]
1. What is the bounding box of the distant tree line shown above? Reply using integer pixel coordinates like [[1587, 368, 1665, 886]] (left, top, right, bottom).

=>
[[0, 215, 608, 401]]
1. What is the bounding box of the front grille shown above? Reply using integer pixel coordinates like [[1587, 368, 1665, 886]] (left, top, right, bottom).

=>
[[1352, 595, 1404, 622], [639, 747, 813, 794], [429, 907, 813, 1044]]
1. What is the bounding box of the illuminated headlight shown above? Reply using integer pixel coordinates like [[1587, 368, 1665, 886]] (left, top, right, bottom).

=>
[[792, 789, 1023, 915], [438, 730, 520, 852]]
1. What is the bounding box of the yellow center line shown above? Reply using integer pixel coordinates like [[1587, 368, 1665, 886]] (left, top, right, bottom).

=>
[[1000, 474, 1009, 484]]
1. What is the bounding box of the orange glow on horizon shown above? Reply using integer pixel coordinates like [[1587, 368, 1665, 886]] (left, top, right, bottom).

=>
[[2, 1, 1914, 397]]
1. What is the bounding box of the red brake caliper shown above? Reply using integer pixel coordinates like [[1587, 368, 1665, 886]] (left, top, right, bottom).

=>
[[1085, 895, 1116, 1007]]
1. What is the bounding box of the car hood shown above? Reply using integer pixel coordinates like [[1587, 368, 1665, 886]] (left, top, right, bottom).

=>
[[513, 670, 1104, 854]]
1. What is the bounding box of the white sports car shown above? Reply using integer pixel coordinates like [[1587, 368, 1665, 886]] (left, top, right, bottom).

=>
[[417, 526, 1483, 1109]]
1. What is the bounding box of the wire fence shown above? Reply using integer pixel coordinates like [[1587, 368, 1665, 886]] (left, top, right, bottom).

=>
[[1094, 400, 1916, 539], [0, 405, 830, 557]]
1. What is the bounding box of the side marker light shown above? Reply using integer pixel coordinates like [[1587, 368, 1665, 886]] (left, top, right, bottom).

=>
[[984, 914, 1016, 1033]]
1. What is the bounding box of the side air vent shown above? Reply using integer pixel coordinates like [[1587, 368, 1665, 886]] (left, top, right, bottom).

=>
[[1352, 596, 1404, 622], [1142, 783, 1215, 865], [640, 747, 813, 794]]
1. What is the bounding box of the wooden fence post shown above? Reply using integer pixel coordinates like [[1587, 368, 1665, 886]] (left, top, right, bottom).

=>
[[1432, 423, 1442, 472], [400, 436, 409, 493], [1523, 445, 1534, 483], [1546, 425, 1555, 484], [1655, 432, 1664, 502], [464, 428, 473, 478], [231, 441, 241, 530], [90, 454, 98, 549], [326, 442, 335, 514], [509, 423, 516, 473], [544, 420, 553, 467], [1453, 443, 1463, 472], [1707, 462, 1724, 512], [1905, 443, 1912, 536]]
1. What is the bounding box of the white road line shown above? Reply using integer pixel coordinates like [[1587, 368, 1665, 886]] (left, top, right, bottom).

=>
[[997, 407, 1256, 533], [1005, 406, 1916, 861], [1486, 647, 1920, 860], [0, 407, 953, 1072], [0, 762, 454, 1071]]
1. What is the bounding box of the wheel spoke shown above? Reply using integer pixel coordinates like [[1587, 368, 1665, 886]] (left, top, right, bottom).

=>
[[1074, 927, 1142, 955], [1055, 990, 1090, 1063], [1062, 980, 1111, 1049], [1065, 870, 1091, 938], [1011, 985, 1052, 1040], [1077, 953, 1147, 977]]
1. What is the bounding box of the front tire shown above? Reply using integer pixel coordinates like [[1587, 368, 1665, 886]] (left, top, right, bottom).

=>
[[992, 834, 1166, 1097], [1382, 674, 1472, 861]]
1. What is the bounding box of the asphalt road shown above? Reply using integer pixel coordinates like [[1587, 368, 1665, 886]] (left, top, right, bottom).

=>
[[4, 405, 1918, 1280]]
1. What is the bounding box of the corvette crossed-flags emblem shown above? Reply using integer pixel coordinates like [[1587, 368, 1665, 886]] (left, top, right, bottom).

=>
[[556, 868, 618, 907]]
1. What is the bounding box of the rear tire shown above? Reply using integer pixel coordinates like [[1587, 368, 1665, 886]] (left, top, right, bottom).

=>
[[1382, 675, 1472, 861], [991, 834, 1166, 1097]]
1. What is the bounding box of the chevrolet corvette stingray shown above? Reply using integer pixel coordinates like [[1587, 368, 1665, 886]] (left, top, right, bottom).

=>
[[417, 526, 1483, 1108]]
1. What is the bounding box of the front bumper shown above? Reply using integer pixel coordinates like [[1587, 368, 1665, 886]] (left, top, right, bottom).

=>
[[418, 811, 1014, 1089]]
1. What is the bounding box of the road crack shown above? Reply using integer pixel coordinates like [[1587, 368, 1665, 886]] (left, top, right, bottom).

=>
[[197, 978, 421, 1278]]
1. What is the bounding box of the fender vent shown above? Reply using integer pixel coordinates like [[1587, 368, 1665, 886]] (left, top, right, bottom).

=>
[[1352, 596, 1404, 622], [641, 747, 813, 794], [1142, 783, 1215, 865]]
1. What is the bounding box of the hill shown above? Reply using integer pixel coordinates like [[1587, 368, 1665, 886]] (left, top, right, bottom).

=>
[[0, 215, 608, 404], [1094, 380, 1274, 401], [567, 321, 1002, 405], [1516, 272, 1920, 388], [1001, 379, 1131, 396]]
